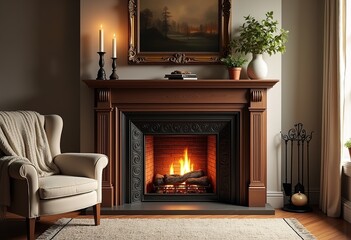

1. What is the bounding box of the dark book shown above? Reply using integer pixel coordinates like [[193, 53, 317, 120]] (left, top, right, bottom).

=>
[[165, 73, 197, 79], [166, 78, 198, 80]]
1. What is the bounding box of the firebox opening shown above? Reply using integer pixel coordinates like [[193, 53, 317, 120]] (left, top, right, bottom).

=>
[[144, 135, 217, 196]]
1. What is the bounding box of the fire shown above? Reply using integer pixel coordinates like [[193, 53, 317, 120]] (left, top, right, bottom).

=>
[[169, 148, 194, 175], [170, 163, 174, 175]]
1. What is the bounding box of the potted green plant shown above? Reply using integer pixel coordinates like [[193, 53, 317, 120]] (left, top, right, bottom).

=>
[[344, 138, 351, 158], [231, 11, 288, 79], [220, 54, 247, 80]]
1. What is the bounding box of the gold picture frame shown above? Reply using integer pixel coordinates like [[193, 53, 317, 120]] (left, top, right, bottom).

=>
[[128, 0, 231, 64]]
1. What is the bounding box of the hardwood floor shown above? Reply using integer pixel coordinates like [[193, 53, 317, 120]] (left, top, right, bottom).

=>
[[1, 207, 351, 239]]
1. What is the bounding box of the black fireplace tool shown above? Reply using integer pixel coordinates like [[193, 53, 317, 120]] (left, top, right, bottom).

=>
[[281, 123, 312, 213]]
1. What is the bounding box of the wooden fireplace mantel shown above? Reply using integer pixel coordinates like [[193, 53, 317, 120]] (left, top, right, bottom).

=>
[[84, 79, 278, 207], [84, 79, 278, 89]]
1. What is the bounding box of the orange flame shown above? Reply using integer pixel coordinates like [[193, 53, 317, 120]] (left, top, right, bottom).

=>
[[169, 148, 194, 175], [170, 163, 174, 175]]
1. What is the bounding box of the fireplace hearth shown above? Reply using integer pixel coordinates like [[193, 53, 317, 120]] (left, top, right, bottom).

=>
[[84, 79, 278, 210]]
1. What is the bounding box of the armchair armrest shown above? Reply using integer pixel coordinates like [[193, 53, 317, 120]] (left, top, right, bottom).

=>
[[8, 161, 40, 217], [54, 153, 108, 179], [8, 160, 39, 184], [54, 153, 108, 203]]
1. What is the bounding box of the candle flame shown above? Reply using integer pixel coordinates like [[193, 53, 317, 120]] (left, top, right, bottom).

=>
[[113, 33, 116, 38], [100, 24, 103, 29]]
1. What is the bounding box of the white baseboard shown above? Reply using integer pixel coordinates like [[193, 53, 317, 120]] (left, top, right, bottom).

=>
[[342, 198, 351, 223], [267, 191, 284, 208]]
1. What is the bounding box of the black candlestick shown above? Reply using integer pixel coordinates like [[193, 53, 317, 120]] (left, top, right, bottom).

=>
[[96, 52, 106, 80], [109, 57, 119, 80]]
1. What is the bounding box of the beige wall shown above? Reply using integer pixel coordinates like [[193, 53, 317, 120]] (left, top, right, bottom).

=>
[[282, 0, 324, 203], [0, 0, 80, 152], [233, 0, 283, 205], [0, 0, 324, 206], [80, 0, 324, 205]]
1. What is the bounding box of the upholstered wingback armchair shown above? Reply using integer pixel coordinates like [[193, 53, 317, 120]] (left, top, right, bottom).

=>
[[0, 113, 108, 240]]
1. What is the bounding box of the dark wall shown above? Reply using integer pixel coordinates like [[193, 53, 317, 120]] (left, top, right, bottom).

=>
[[0, 0, 80, 152]]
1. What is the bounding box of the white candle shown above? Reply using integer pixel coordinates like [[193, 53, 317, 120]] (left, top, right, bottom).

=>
[[112, 33, 117, 58], [99, 25, 104, 52]]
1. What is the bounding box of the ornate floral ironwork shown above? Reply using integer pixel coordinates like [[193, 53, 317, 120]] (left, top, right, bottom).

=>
[[130, 123, 143, 202], [281, 123, 313, 143], [127, 115, 237, 204], [218, 123, 231, 201], [136, 121, 227, 134]]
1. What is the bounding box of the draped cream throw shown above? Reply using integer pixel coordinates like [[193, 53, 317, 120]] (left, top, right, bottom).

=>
[[0, 111, 59, 216]]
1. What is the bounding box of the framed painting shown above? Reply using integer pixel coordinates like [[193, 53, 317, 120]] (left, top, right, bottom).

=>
[[128, 0, 231, 64]]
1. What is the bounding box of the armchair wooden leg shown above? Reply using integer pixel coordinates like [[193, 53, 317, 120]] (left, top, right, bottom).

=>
[[93, 203, 101, 226], [26, 218, 35, 240]]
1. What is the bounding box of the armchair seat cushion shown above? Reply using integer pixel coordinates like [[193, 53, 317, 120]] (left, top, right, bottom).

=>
[[38, 175, 98, 200]]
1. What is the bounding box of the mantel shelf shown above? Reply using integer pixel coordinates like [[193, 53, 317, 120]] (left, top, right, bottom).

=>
[[83, 79, 278, 89]]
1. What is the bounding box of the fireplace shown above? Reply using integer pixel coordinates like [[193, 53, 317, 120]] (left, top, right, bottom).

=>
[[84, 79, 278, 208], [122, 113, 239, 204]]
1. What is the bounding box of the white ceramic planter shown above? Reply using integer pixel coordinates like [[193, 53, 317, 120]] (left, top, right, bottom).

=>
[[247, 54, 268, 79]]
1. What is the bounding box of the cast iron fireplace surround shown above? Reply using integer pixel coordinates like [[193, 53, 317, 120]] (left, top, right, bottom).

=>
[[122, 112, 239, 204], [84, 79, 278, 208]]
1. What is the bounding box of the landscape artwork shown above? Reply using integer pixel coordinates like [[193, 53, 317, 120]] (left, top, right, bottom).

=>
[[139, 0, 219, 53]]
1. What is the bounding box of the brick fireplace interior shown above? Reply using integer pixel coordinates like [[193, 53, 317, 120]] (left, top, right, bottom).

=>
[[84, 79, 278, 212], [144, 135, 217, 196]]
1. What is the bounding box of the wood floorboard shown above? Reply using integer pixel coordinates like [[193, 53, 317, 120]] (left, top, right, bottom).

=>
[[1, 207, 350, 239]]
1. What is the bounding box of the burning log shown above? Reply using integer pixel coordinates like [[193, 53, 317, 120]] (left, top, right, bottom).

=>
[[186, 176, 209, 186], [163, 169, 205, 185], [183, 169, 204, 179], [153, 173, 164, 185]]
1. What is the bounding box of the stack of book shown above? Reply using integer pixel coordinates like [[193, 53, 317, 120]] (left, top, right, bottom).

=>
[[164, 73, 198, 80]]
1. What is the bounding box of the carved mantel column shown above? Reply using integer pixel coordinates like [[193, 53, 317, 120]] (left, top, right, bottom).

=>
[[95, 88, 114, 207], [248, 89, 267, 207]]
